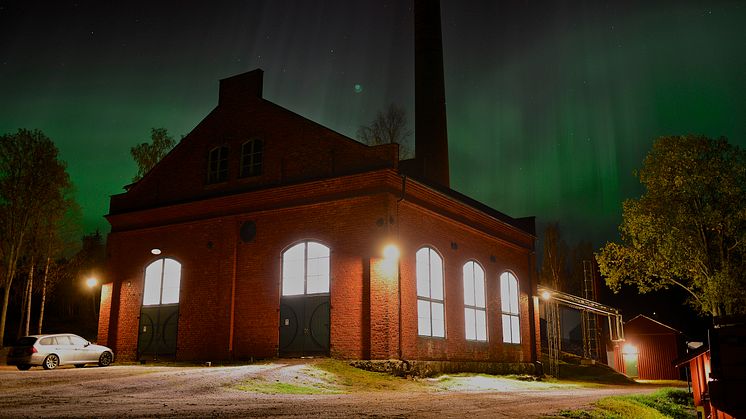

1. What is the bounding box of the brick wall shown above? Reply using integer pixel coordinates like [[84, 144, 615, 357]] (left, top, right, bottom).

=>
[[97, 283, 112, 346], [105, 170, 536, 363]]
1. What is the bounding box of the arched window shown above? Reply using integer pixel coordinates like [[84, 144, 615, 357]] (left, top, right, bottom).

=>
[[463, 261, 487, 341], [143, 258, 182, 306], [207, 146, 229, 183], [500, 272, 520, 344], [240, 139, 263, 178], [282, 241, 330, 296], [416, 247, 444, 337]]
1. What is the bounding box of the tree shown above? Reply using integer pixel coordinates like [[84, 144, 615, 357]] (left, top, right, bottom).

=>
[[0, 129, 72, 347], [540, 223, 568, 290], [597, 135, 746, 318], [130, 128, 175, 182], [357, 103, 412, 158]]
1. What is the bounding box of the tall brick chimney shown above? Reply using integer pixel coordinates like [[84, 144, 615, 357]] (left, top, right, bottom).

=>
[[413, 0, 450, 188]]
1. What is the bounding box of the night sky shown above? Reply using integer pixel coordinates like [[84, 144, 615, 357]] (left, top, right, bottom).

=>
[[2, 0, 745, 249]]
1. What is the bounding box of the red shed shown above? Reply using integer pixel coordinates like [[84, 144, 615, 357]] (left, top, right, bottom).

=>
[[618, 315, 684, 380]]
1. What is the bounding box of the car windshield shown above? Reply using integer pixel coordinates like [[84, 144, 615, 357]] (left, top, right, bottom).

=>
[[15, 337, 37, 346]]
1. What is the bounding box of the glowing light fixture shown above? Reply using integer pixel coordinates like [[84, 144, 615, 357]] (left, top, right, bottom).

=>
[[383, 244, 400, 261], [86, 277, 98, 289], [622, 343, 638, 355], [151, 248, 162, 255], [541, 290, 552, 301]]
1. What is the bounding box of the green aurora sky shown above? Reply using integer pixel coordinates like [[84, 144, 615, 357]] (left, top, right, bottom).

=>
[[1, 0, 744, 247]]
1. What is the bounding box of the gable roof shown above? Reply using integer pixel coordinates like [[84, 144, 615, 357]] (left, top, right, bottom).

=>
[[625, 314, 683, 335]]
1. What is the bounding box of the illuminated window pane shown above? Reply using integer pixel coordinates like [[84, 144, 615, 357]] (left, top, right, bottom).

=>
[[430, 252, 443, 300], [282, 241, 330, 296], [463, 264, 475, 306], [416, 247, 445, 338], [306, 245, 330, 294], [502, 314, 512, 343], [500, 273, 511, 313], [475, 309, 487, 341], [417, 299, 431, 336], [431, 302, 445, 337], [416, 248, 430, 297], [500, 272, 520, 344], [143, 261, 163, 306], [143, 258, 182, 306], [465, 308, 476, 340], [474, 265, 485, 308], [161, 259, 182, 304], [510, 315, 521, 344], [282, 243, 305, 296]]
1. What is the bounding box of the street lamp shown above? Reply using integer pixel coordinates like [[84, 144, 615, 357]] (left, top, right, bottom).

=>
[[86, 277, 99, 318]]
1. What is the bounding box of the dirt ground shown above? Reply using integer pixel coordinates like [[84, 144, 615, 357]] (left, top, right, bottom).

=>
[[0, 360, 667, 418]]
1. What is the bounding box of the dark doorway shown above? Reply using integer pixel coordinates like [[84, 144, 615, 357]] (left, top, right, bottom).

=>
[[279, 294, 330, 356], [138, 304, 179, 359]]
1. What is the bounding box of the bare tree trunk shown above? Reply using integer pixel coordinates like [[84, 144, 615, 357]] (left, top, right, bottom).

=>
[[1, 246, 20, 348], [0, 280, 12, 348], [38, 255, 51, 334], [17, 275, 29, 339], [24, 255, 35, 336]]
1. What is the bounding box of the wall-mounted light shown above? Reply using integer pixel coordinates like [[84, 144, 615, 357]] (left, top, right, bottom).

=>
[[86, 277, 98, 289], [383, 244, 400, 261], [151, 248, 162, 255], [541, 290, 552, 301]]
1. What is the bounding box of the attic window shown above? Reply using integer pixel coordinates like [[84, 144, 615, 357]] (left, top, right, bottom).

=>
[[240, 139, 263, 178], [207, 146, 229, 184]]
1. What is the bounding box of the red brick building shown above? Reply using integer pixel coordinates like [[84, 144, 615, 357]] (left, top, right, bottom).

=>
[[98, 2, 539, 369]]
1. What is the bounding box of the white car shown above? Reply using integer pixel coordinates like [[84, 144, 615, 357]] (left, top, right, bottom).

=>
[[6, 333, 114, 370]]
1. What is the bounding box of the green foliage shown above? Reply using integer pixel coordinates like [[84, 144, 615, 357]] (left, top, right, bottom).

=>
[[559, 388, 694, 419], [130, 128, 175, 182], [597, 135, 746, 317]]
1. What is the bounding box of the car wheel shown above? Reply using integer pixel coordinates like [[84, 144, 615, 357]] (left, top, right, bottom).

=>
[[43, 354, 59, 370], [74, 364, 86, 368], [98, 351, 113, 367], [16, 364, 31, 371]]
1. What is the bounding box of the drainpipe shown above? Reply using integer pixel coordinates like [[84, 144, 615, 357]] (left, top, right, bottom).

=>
[[397, 175, 406, 360], [229, 218, 238, 358]]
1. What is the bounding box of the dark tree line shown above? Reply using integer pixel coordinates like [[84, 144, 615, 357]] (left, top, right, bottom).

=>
[[0, 129, 104, 347]]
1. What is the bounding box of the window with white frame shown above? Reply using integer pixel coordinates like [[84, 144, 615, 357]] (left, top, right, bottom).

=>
[[143, 258, 182, 306], [416, 247, 445, 337], [500, 271, 520, 344], [282, 241, 330, 296], [207, 146, 229, 184], [240, 139, 263, 178], [463, 261, 487, 341]]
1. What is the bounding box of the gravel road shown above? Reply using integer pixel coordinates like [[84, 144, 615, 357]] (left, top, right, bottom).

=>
[[0, 361, 664, 418]]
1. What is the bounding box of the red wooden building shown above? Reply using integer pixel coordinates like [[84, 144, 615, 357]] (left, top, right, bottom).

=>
[[615, 315, 685, 380], [97, 2, 539, 370]]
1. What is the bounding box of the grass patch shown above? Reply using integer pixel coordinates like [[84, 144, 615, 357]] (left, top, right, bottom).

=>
[[432, 373, 589, 392], [314, 359, 424, 392], [234, 378, 330, 395], [558, 388, 695, 419]]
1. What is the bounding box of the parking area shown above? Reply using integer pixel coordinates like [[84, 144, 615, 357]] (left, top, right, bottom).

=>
[[0, 361, 666, 418]]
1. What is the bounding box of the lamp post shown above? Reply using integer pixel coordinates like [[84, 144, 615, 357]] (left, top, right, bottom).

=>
[[86, 277, 99, 318]]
